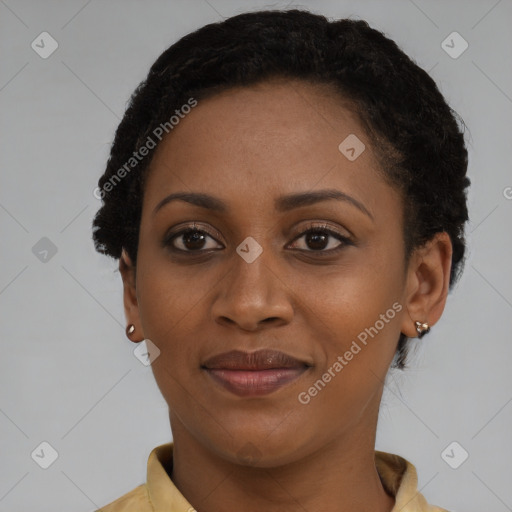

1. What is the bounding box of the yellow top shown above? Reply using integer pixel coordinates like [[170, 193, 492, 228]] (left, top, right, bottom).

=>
[[96, 443, 449, 512]]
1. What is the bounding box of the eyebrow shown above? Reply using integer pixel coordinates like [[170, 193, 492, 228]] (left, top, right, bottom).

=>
[[153, 189, 373, 220]]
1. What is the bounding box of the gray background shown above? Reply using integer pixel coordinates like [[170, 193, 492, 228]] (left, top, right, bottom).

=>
[[1, 0, 511, 511]]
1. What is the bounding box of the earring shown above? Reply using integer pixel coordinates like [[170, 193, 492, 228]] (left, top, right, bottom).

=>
[[415, 321, 430, 338], [126, 324, 135, 337]]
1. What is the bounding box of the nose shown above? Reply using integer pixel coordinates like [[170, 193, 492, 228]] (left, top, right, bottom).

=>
[[210, 248, 294, 331]]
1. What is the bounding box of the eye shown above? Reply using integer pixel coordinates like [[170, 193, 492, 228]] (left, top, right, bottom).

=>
[[288, 224, 351, 254], [163, 222, 352, 256], [164, 225, 223, 253]]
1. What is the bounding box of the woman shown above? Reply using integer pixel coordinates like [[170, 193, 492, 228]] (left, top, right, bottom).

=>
[[92, 9, 469, 512]]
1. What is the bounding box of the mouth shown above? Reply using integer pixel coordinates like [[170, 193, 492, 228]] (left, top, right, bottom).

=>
[[201, 349, 312, 397]]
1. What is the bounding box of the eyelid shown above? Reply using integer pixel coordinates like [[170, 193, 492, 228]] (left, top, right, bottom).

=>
[[286, 222, 353, 252], [163, 220, 353, 254], [292, 221, 352, 239], [162, 222, 224, 251]]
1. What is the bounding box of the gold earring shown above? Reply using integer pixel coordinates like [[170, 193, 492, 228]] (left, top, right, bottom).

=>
[[415, 321, 430, 338], [126, 324, 135, 337]]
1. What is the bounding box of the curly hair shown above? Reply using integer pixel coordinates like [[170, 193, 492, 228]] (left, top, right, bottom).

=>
[[92, 9, 470, 370]]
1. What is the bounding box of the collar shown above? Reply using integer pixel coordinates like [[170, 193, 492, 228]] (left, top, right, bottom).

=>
[[146, 443, 439, 512]]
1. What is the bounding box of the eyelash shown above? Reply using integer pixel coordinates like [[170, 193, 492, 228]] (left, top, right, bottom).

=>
[[163, 222, 353, 257]]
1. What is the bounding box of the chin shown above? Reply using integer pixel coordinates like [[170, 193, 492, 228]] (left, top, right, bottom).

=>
[[211, 429, 311, 469]]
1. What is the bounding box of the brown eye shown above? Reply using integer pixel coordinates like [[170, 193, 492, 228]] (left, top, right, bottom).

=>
[[304, 230, 332, 250], [288, 226, 352, 254], [165, 228, 222, 252]]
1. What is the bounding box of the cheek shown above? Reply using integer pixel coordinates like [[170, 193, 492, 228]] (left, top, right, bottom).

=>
[[134, 251, 219, 385], [134, 269, 192, 393], [297, 291, 402, 426], [303, 245, 405, 375], [135, 242, 208, 338], [136, 273, 200, 410]]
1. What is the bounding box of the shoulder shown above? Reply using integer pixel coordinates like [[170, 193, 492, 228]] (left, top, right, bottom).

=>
[[95, 484, 152, 512]]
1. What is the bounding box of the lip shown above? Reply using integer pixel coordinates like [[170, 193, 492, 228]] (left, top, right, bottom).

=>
[[202, 349, 311, 397]]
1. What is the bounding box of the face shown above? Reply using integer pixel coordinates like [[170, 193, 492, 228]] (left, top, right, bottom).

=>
[[122, 79, 430, 467]]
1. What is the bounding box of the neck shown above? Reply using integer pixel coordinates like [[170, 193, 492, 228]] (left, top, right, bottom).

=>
[[168, 412, 395, 512]]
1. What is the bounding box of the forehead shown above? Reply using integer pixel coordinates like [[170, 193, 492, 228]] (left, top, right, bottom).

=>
[[142, 79, 398, 220]]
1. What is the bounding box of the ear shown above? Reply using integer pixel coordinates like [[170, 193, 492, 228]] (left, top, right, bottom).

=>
[[400, 232, 453, 338], [119, 248, 144, 342]]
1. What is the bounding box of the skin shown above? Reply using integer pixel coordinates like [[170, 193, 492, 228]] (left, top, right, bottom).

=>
[[119, 78, 452, 512]]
